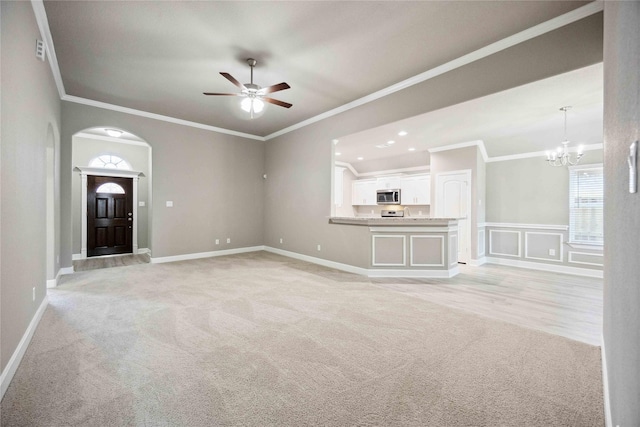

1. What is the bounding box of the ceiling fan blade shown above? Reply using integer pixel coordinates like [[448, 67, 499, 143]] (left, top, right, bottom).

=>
[[203, 92, 242, 96], [259, 82, 290, 95], [220, 72, 247, 90], [263, 97, 292, 109]]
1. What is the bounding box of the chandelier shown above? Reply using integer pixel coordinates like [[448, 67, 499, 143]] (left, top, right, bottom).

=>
[[545, 106, 584, 167]]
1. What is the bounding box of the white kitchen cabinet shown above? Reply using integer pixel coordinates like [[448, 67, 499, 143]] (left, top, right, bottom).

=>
[[401, 174, 431, 205], [376, 176, 402, 190], [352, 180, 378, 205]]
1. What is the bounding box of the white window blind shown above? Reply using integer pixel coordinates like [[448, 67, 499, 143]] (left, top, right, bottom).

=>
[[569, 164, 603, 245]]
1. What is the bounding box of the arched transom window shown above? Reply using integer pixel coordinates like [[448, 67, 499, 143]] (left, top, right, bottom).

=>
[[89, 154, 131, 170], [96, 182, 126, 194]]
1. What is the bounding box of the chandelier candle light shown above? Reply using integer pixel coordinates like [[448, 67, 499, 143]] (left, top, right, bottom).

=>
[[546, 106, 584, 167]]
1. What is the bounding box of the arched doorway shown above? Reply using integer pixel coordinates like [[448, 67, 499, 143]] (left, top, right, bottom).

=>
[[71, 127, 152, 260]]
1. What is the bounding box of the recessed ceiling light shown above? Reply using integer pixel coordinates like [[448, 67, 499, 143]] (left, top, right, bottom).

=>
[[398, 131, 408, 136], [357, 156, 364, 160], [408, 147, 416, 151], [106, 129, 123, 138], [387, 140, 395, 145], [335, 152, 342, 156]]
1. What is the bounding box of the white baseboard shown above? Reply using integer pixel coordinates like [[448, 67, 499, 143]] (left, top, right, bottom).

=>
[[150, 246, 265, 264], [59, 266, 74, 275], [468, 257, 487, 266], [72, 253, 82, 261], [1, 296, 49, 400], [485, 256, 603, 278], [368, 267, 459, 278], [264, 246, 368, 276], [137, 247, 150, 255], [601, 334, 612, 427], [264, 247, 459, 278], [46, 266, 75, 288]]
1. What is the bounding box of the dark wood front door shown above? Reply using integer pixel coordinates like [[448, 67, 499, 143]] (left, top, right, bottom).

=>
[[87, 176, 133, 257]]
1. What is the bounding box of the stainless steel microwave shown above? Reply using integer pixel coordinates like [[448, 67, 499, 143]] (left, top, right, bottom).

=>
[[377, 189, 401, 205]]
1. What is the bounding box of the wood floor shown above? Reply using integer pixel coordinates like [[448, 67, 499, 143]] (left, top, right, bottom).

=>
[[371, 263, 603, 346], [70, 252, 603, 346], [73, 253, 150, 271]]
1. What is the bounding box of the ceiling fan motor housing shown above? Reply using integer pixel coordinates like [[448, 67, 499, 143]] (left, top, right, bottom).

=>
[[244, 83, 261, 94]]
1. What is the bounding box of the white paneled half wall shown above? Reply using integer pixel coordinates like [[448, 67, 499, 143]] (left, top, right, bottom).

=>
[[482, 223, 603, 278]]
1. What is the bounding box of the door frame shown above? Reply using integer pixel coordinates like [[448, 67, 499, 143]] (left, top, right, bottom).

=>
[[75, 166, 143, 259], [434, 169, 472, 264]]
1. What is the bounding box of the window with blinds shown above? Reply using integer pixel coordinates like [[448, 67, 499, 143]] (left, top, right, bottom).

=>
[[569, 164, 604, 245]]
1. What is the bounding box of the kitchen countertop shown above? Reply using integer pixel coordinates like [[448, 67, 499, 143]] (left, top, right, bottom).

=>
[[329, 217, 459, 226]]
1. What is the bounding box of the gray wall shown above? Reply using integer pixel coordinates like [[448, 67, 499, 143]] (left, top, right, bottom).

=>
[[603, 2, 640, 425], [71, 136, 151, 253], [60, 102, 265, 264], [484, 153, 604, 271], [430, 146, 483, 260], [486, 151, 603, 224], [1, 2, 62, 371], [264, 15, 603, 269]]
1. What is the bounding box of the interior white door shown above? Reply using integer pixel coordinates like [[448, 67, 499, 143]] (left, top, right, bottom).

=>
[[436, 172, 471, 264]]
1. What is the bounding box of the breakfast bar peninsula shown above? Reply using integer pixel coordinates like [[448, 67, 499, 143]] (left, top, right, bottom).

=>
[[329, 217, 460, 277]]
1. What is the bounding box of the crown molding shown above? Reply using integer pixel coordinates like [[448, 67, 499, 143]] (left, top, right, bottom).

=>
[[428, 140, 489, 162], [486, 143, 603, 163], [334, 161, 430, 178], [358, 166, 431, 178], [31, 0, 65, 98], [31, 1, 603, 143], [334, 161, 360, 177], [62, 95, 265, 141], [75, 132, 150, 147]]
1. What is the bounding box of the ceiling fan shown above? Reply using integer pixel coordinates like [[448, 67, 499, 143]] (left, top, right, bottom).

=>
[[204, 58, 292, 118]]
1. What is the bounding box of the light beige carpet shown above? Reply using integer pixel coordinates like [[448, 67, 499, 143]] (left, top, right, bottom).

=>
[[1, 252, 604, 426]]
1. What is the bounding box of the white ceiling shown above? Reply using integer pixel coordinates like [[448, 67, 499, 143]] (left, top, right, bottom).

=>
[[335, 63, 603, 165], [42, 1, 593, 138]]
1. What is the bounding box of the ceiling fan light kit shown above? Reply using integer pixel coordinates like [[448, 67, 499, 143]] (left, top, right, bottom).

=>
[[204, 58, 292, 119]]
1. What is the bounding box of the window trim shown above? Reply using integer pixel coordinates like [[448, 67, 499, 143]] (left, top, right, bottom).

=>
[[568, 163, 603, 246]]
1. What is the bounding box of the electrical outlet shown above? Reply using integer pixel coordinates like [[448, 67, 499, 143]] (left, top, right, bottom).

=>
[[317, 244, 321, 251], [226, 238, 231, 244], [279, 238, 283, 244], [549, 249, 556, 256], [166, 201, 173, 207], [215, 239, 219, 245], [32, 287, 35, 302]]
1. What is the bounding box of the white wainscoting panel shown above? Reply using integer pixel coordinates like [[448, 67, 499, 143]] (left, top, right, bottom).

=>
[[524, 232, 563, 263], [478, 229, 486, 257], [372, 235, 406, 267], [489, 229, 521, 257], [410, 235, 444, 267], [568, 251, 604, 267]]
